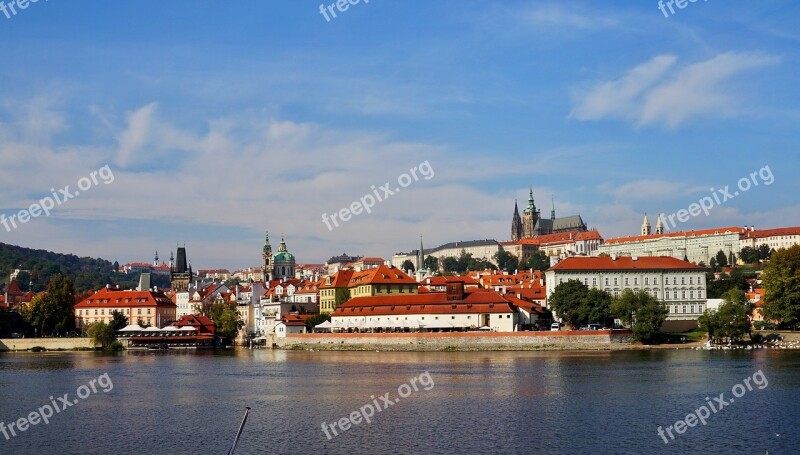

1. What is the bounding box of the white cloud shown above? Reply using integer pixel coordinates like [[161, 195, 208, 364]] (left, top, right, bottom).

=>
[[571, 52, 780, 128]]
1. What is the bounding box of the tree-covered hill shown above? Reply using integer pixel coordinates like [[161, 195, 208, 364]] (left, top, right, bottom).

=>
[[0, 243, 139, 293]]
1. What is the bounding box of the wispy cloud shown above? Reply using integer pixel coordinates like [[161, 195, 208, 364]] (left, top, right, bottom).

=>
[[571, 52, 780, 128]]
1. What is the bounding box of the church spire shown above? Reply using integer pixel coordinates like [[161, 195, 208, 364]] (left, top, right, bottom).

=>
[[418, 234, 425, 270], [551, 196, 556, 221], [641, 214, 652, 236]]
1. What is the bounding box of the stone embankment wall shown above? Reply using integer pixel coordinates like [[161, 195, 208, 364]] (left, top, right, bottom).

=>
[[277, 330, 634, 351], [0, 338, 95, 351]]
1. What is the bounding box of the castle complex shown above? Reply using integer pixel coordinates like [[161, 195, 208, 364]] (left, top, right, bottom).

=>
[[511, 189, 588, 241]]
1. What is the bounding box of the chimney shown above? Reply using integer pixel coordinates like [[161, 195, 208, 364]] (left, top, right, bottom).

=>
[[611, 254, 617, 261]]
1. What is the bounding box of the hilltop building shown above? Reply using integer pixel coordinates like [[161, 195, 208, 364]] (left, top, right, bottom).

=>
[[512, 189, 588, 241]]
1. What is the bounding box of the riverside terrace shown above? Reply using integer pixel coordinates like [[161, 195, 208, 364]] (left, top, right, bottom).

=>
[[115, 314, 217, 349]]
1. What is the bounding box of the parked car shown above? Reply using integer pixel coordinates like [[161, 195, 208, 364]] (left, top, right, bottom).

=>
[[550, 323, 561, 331], [588, 324, 602, 331]]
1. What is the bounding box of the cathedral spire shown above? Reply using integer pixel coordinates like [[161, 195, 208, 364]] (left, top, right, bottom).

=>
[[551, 196, 556, 221]]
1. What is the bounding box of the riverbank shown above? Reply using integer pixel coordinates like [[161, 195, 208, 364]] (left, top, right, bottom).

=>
[[277, 330, 640, 351], [0, 337, 95, 352]]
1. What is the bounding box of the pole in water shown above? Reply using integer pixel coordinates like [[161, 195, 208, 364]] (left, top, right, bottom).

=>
[[227, 407, 251, 455]]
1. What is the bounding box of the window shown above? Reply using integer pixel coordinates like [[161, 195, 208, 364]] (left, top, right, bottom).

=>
[[614, 278, 618, 285], [451, 316, 455, 319], [625, 278, 629, 286], [682, 306, 687, 314], [689, 277, 694, 285], [147, 308, 152, 315], [137, 309, 142, 315], [682, 291, 686, 299], [690, 305, 695, 314], [654, 277, 658, 285], [634, 278, 638, 285], [592, 278, 597, 286], [584, 278, 588, 285], [645, 278, 649, 285], [690, 291, 694, 299], [605, 278, 609, 286]]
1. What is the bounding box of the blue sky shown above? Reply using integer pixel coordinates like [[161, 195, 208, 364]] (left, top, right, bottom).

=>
[[1, 0, 799, 270]]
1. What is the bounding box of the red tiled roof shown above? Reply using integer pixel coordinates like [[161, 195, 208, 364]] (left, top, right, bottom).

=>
[[75, 288, 177, 309], [603, 227, 743, 245], [348, 265, 417, 287], [741, 227, 800, 239], [550, 256, 703, 271], [320, 270, 354, 289], [510, 230, 603, 246]]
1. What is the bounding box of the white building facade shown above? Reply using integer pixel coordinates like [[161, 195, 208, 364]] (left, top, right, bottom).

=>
[[545, 256, 707, 322]]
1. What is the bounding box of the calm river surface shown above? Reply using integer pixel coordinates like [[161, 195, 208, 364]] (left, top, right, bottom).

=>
[[1, 349, 798, 454]]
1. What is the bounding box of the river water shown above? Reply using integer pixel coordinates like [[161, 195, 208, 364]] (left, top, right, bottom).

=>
[[0, 349, 798, 454]]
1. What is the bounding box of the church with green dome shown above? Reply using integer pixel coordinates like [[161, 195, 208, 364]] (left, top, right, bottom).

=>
[[262, 231, 296, 282]]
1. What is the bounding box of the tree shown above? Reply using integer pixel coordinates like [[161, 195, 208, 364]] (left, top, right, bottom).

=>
[[611, 289, 668, 343], [494, 250, 517, 273], [21, 274, 76, 336], [423, 256, 439, 272], [86, 321, 114, 348], [762, 245, 800, 329], [334, 287, 351, 310], [210, 302, 244, 343], [401, 260, 416, 274], [548, 280, 588, 327], [699, 289, 753, 342], [305, 313, 331, 331], [525, 251, 550, 271], [757, 244, 772, 261], [739, 246, 759, 264], [580, 289, 614, 327], [442, 257, 459, 273], [109, 311, 128, 331], [715, 250, 728, 268]]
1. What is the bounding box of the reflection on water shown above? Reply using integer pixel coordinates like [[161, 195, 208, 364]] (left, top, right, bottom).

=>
[[1, 349, 798, 454]]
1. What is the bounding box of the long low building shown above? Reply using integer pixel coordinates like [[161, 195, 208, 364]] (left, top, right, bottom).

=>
[[545, 256, 707, 324], [740, 227, 800, 251], [330, 282, 516, 332], [598, 227, 743, 264], [75, 287, 177, 329], [392, 239, 501, 271]]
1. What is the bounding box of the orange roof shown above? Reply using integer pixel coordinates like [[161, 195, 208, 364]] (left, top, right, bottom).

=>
[[510, 230, 603, 246], [742, 227, 800, 239], [320, 269, 355, 289], [75, 288, 176, 309], [603, 227, 743, 245], [550, 256, 703, 271], [348, 265, 417, 287]]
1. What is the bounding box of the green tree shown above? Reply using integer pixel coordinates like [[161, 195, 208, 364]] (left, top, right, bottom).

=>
[[525, 251, 550, 271], [210, 302, 244, 344], [548, 280, 588, 327], [334, 287, 351, 309], [611, 289, 668, 343], [739, 247, 759, 264], [21, 274, 76, 336], [699, 289, 753, 342], [580, 288, 614, 327], [305, 313, 331, 331], [757, 244, 772, 261], [762, 245, 800, 328], [86, 321, 114, 348], [494, 250, 517, 273], [715, 250, 728, 268], [401, 260, 416, 274], [442, 257, 459, 273], [423, 256, 439, 272], [109, 311, 128, 331]]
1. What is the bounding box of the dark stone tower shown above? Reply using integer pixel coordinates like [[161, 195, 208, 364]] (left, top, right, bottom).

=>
[[511, 200, 523, 242], [170, 245, 192, 292]]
